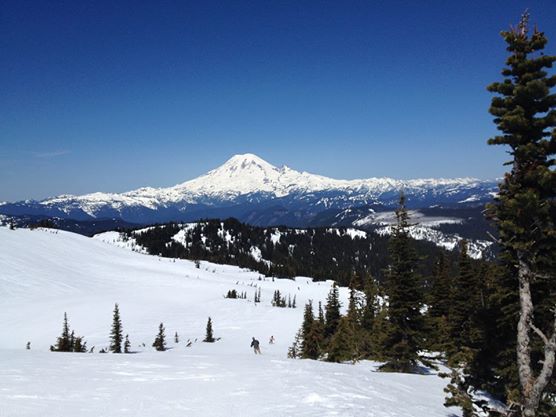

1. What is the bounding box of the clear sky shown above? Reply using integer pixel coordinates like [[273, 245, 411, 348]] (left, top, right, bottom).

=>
[[1, 0, 555, 201]]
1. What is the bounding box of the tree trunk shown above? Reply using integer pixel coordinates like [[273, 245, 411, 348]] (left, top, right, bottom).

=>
[[516, 254, 556, 417]]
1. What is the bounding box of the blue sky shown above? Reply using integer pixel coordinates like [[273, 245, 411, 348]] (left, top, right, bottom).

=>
[[1, 0, 555, 201]]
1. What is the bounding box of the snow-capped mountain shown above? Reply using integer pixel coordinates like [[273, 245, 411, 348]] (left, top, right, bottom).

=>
[[0, 153, 497, 226]]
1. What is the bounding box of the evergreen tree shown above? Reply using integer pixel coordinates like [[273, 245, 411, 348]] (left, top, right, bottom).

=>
[[346, 276, 362, 324], [428, 253, 453, 321], [361, 274, 378, 333], [152, 323, 166, 351], [487, 12, 556, 417], [305, 322, 324, 360], [300, 301, 321, 359], [449, 241, 483, 355], [55, 312, 72, 352], [288, 329, 302, 359], [345, 276, 364, 357], [124, 334, 131, 353], [360, 274, 380, 358], [327, 316, 357, 363], [73, 336, 87, 353], [317, 301, 325, 328], [254, 287, 262, 303], [69, 330, 75, 350], [109, 303, 123, 354], [444, 262, 507, 416], [51, 313, 87, 353], [380, 194, 424, 373], [443, 349, 483, 417], [324, 283, 341, 339], [301, 301, 314, 346], [204, 317, 215, 343], [370, 306, 390, 360], [426, 253, 454, 352]]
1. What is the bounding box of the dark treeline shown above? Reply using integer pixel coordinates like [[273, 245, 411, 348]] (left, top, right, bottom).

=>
[[123, 218, 466, 286]]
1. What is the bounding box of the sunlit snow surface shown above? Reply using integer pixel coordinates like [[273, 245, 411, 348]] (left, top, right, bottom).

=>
[[0, 227, 459, 417]]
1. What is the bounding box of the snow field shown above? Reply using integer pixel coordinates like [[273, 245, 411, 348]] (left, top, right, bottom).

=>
[[0, 227, 458, 417]]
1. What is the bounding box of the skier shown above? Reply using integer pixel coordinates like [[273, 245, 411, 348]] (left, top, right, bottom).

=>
[[269, 335, 275, 344], [251, 337, 261, 354]]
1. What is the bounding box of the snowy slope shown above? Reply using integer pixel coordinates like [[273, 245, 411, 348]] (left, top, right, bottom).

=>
[[353, 210, 493, 259], [0, 227, 459, 417], [0, 153, 497, 223]]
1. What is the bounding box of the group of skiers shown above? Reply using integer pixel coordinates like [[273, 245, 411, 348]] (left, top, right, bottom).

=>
[[250, 335, 275, 354]]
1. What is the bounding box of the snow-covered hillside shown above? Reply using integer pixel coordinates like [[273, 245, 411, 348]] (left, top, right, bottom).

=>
[[353, 210, 493, 259], [0, 227, 459, 417]]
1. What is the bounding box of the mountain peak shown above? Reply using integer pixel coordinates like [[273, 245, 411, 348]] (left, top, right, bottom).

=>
[[1, 153, 498, 224], [177, 153, 286, 196], [219, 153, 277, 172]]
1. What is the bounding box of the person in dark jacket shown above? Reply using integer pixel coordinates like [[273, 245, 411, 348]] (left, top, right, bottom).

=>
[[250, 337, 261, 354]]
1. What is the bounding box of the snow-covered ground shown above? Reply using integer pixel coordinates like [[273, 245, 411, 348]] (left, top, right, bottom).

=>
[[0, 227, 459, 417], [352, 210, 492, 259]]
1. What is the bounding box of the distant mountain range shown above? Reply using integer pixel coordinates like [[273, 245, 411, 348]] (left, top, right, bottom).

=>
[[0, 153, 499, 256], [0, 153, 497, 222]]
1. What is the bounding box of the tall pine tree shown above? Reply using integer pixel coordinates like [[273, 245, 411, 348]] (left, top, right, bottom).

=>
[[55, 312, 72, 352], [360, 274, 381, 358], [204, 317, 215, 343], [487, 11, 556, 417], [109, 303, 123, 354], [426, 253, 454, 353], [327, 316, 358, 363], [324, 283, 341, 340], [380, 193, 424, 373], [449, 241, 482, 355], [300, 301, 321, 359]]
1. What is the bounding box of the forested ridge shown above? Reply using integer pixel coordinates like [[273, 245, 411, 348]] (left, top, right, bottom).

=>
[[122, 218, 469, 286]]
